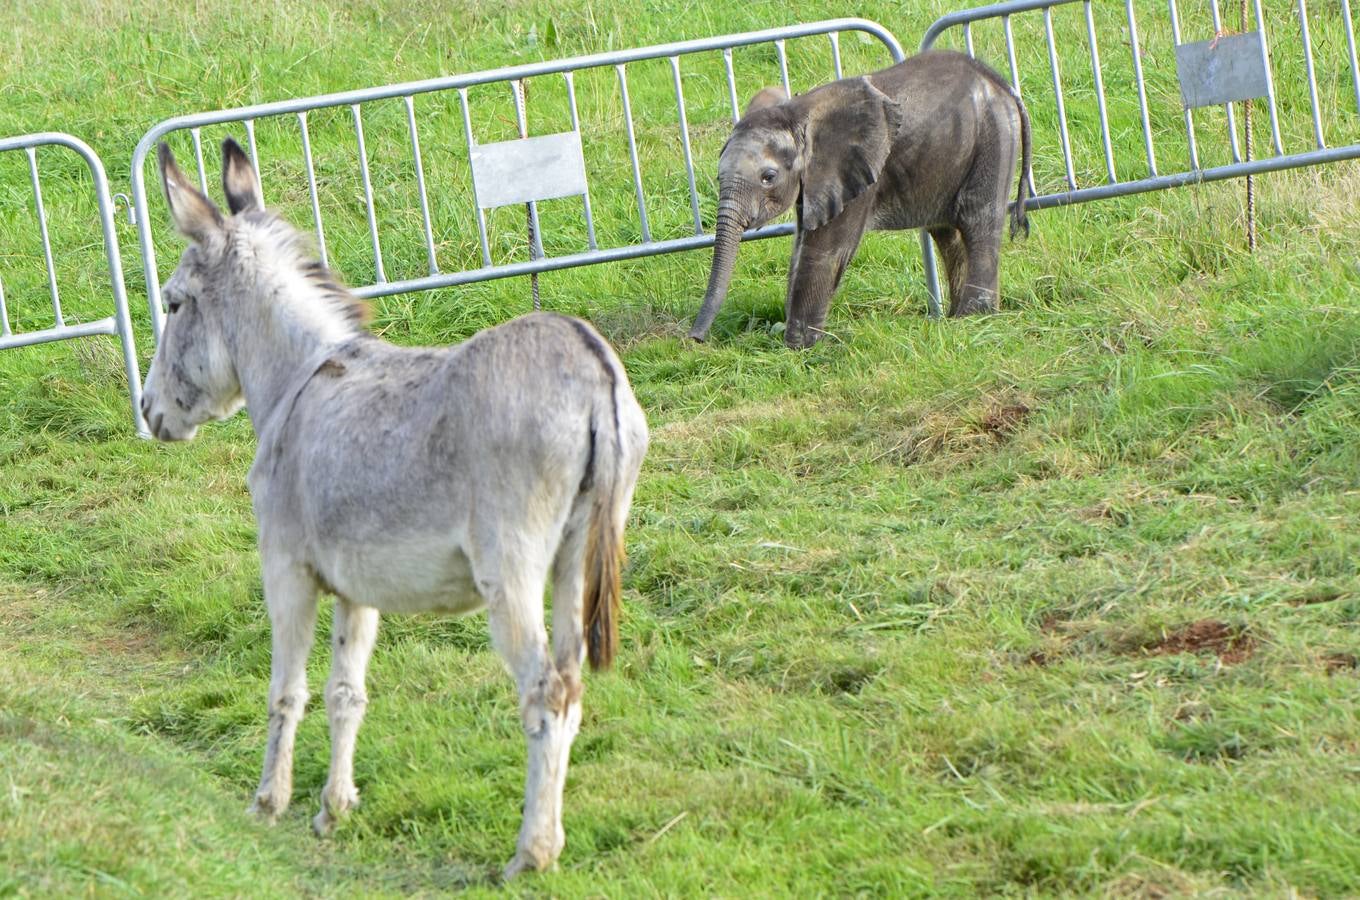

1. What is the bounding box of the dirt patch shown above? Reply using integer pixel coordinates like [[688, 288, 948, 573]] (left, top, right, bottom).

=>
[[1324, 652, 1358, 675], [979, 401, 1032, 440], [1144, 619, 1257, 665]]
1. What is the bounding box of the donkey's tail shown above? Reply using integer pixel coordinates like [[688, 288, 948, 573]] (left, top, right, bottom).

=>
[[1010, 86, 1032, 241], [573, 323, 631, 673]]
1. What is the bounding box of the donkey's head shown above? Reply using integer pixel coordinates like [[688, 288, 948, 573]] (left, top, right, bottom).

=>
[[140, 139, 271, 441]]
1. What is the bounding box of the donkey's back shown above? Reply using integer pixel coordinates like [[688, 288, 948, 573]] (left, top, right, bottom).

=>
[[254, 312, 647, 626]]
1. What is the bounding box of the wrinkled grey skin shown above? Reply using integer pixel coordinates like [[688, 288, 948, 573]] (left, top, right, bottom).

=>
[[141, 139, 649, 880], [690, 50, 1032, 349]]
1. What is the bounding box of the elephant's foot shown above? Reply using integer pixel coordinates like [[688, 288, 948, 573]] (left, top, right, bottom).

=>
[[948, 295, 997, 317], [783, 320, 825, 350]]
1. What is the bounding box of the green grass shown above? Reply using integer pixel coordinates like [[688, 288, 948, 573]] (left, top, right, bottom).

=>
[[4, 1, 1360, 896]]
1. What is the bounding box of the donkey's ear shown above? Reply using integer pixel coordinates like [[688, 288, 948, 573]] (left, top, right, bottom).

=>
[[221, 138, 264, 215], [158, 143, 223, 242], [798, 77, 903, 231]]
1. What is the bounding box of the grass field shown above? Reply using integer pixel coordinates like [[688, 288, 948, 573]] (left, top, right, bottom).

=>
[[4, 1, 1360, 896]]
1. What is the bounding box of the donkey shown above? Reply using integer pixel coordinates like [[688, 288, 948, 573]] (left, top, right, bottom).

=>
[[140, 138, 649, 878]]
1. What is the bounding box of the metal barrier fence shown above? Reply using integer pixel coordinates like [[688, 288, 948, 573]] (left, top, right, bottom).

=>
[[130, 19, 906, 342], [916, 0, 1360, 304], [0, 132, 146, 436]]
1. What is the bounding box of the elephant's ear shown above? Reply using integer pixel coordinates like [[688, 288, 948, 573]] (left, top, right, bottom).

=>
[[799, 77, 903, 231]]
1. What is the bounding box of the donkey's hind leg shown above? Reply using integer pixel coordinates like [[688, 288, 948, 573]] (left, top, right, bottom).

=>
[[250, 557, 319, 822], [313, 597, 380, 836], [538, 515, 590, 868], [479, 551, 573, 879]]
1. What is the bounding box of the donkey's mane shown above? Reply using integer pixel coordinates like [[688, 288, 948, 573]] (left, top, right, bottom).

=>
[[244, 211, 372, 331]]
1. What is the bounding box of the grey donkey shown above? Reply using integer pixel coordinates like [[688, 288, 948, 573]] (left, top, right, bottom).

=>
[[689, 50, 1032, 349], [140, 138, 649, 879]]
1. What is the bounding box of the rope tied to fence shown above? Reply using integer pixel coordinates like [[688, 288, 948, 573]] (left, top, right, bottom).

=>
[[512, 79, 542, 311], [1242, 0, 1256, 253]]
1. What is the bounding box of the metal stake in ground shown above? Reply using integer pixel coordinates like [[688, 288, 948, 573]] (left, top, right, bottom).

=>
[[513, 79, 542, 310]]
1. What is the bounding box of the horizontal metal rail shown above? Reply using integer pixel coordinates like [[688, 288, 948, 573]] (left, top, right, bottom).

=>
[[0, 132, 147, 436], [131, 19, 906, 341], [349, 223, 799, 299]]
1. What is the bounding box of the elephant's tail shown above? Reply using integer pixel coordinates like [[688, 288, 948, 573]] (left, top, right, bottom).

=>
[[1010, 86, 1031, 241]]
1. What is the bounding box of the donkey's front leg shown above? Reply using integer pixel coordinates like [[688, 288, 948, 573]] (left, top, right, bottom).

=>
[[313, 598, 380, 836], [249, 557, 319, 822], [487, 577, 576, 879]]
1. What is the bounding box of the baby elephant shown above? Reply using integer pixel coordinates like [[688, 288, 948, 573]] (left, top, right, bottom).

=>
[[689, 50, 1031, 349]]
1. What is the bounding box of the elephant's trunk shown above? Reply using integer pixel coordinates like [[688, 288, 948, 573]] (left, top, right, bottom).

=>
[[689, 202, 748, 341]]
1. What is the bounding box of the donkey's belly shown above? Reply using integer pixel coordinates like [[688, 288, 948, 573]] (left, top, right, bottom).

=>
[[316, 538, 483, 615]]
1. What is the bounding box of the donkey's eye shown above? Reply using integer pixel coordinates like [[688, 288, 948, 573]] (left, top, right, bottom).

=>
[[167, 301, 182, 314], [761, 168, 778, 186]]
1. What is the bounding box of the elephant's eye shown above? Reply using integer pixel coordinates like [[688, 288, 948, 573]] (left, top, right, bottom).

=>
[[760, 168, 778, 186]]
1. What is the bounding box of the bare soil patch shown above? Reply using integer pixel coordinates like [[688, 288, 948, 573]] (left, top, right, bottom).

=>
[[1143, 619, 1257, 665]]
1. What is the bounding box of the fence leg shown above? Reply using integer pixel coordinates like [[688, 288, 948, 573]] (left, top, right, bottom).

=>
[[919, 229, 943, 319]]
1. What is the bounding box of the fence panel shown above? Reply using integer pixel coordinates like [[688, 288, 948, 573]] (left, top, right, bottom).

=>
[[130, 19, 906, 342], [0, 132, 146, 436], [922, 0, 1360, 206]]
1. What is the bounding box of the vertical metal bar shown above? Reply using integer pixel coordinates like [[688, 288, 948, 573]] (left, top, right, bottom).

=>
[[670, 56, 703, 236], [918, 231, 942, 319], [1126, 0, 1159, 176], [829, 31, 844, 80], [1297, 0, 1326, 148], [403, 96, 439, 275], [244, 118, 262, 202], [0, 276, 9, 337], [1044, 7, 1077, 190], [297, 112, 330, 269], [87, 147, 147, 435], [191, 127, 209, 195], [1208, 0, 1243, 162], [351, 103, 386, 283], [27, 148, 62, 327], [509, 80, 545, 261], [1084, 1, 1117, 182], [963, 22, 976, 58], [775, 39, 791, 95], [1166, 0, 1201, 169], [1252, 0, 1284, 154], [564, 71, 598, 252], [457, 88, 493, 268], [1343, 0, 1360, 117], [723, 48, 740, 123], [1003, 15, 1036, 196], [616, 64, 652, 243]]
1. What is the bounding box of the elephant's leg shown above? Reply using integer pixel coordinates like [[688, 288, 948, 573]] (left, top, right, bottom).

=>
[[953, 222, 1003, 316], [784, 228, 803, 314], [929, 226, 969, 316], [784, 198, 872, 349]]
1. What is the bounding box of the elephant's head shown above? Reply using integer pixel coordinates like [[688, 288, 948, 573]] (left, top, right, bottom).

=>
[[688, 76, 902, 344]]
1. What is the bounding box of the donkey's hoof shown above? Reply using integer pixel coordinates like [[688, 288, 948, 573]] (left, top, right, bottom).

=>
[[502, 850, 557, 880], [311, 809, 336, 837], [312, 791, 359, 837], [248, 793, 288, 826], [247, 796, 282, 825]]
